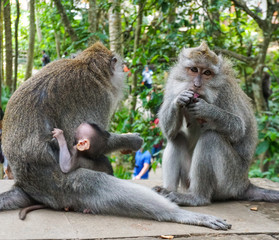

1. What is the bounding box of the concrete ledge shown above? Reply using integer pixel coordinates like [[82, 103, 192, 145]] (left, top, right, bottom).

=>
[[0, 174, 279, 239]]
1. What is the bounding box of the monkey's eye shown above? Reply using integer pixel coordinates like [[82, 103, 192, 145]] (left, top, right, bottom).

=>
[[111, 57, 117, 63], [190, 67, 198, 73], [203, 70, 212, 76]]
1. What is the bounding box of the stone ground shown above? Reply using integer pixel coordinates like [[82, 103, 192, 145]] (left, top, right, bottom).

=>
[[0, 168, 278, 240]]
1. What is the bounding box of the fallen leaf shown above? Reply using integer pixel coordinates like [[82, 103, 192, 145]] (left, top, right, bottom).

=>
[[161, 235, 174, 239], [250, 206, 258, 211]]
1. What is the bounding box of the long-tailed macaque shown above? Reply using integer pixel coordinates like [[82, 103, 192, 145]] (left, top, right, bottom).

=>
[[0, 42, 231, 230], [155, 42, 279, 205]]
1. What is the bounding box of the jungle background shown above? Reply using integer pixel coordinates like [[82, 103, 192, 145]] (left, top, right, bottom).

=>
[[0, 0, 278, 181]]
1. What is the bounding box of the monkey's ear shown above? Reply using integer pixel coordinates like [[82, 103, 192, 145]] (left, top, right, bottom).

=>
[[199, 41, 209, 53], [77, 139, 90, 151]]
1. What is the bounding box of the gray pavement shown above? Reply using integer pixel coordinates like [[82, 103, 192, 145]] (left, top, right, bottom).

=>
[[0, 168, 279, 240]]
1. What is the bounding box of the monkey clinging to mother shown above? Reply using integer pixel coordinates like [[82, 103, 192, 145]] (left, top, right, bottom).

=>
[[0, 42, 231, 230]]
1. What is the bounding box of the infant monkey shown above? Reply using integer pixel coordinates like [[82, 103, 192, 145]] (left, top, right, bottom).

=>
[[53, 122, 114, 175], [19, 122, 143, 220]]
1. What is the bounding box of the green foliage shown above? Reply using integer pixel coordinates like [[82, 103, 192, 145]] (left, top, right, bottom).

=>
[[250, 83, 279, 182], [5, 0, 279, 181], [1, 86, 12, 111], [112, 164, 132, 179], [110, 87, 164, 178]]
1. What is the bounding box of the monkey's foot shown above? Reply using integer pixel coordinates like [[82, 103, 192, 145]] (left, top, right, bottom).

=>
[[153, 186, 181, 203], [186, 212, 232, 230], [152, 186, 171, 195], [153, 186, 210, 206], [83, 209, 92, 214]]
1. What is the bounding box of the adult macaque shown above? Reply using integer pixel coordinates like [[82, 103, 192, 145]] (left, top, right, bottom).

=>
[[0, 42, 230, 230], [155, 42, 279, 205]]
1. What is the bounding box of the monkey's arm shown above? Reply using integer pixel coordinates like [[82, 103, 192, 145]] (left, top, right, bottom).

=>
[[188, 99, 245, 142], [59, 144, 79, 173], [52, 128, 79, 173], [104, 133, 143, 154], [159, 90, 194, 139]]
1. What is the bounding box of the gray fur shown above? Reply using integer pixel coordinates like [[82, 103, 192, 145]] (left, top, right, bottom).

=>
[[157, 43, 279, 205], [0, 42, 230, 230]]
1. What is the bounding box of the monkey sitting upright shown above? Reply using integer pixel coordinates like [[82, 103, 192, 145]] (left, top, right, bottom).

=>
[[155, 42, 279, 205]]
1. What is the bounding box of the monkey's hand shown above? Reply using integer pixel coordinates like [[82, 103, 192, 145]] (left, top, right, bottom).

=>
[[175, 90, 194, 107], [121, 133, 143, 151], [188, 98, 211, 119], [52, 128, 66, 144], [106, 132, 143, 154]]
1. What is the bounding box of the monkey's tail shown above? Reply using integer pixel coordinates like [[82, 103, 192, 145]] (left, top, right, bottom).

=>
[[19, 204, 47, 220], [239, 183, 279, 202]]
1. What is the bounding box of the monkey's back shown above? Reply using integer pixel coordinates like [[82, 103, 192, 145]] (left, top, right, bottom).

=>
[[2, 43, 124, 207]]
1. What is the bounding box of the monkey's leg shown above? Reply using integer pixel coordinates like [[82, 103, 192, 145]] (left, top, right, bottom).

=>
[[0, 187, 35, 210], [238, 182, 279, 202], [156, 131, 225, 206], [162, 132, 191, 192], [104, 133, 143, 154], [66, 169, 231, 230]]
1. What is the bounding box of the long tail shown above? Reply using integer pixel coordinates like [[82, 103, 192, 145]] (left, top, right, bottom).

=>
[[0, 187, 35, 210], [239, 183, 279, 202], [19, 204, 47, 220]]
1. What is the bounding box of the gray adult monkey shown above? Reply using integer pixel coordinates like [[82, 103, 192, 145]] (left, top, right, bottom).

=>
[[155, 42, 279, 205], [0, 42, 230, 230]]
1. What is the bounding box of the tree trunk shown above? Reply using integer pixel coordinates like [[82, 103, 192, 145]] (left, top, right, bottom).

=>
[[231, 0, 278, 112], [14, 0, 20, 92], [109, 0, 122, 55], [24, 0, 36, 81], [53, 0, 78, 42], [0, 1, 3, 106], [4, 0, 12, 89], [88, 0, 97, 46], [130, 0, 144, 128], [54, 30, 61, 58], [36, 8, 42, 42], [251, 33, 271, 113]]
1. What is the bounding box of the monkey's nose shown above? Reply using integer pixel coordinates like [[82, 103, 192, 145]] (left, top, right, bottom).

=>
[[194, 84, 201, 88]]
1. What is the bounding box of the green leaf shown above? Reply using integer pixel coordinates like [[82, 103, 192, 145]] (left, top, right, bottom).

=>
[[256, 141, 270, 155], [163, 55, 169, 62], [150, 55, 159, 63]]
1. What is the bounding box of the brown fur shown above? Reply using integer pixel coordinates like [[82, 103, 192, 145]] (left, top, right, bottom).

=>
[[2, 42, 123, 209], [189, 42, 219, 65]]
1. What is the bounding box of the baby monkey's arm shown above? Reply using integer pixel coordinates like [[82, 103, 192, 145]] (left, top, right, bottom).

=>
[[52, 128, 78, 173]]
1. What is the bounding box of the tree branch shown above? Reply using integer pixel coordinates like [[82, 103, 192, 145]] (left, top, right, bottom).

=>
[[214, 48, 256, 64], [266, 66, 279, 84], [232, 0, 266, 29]]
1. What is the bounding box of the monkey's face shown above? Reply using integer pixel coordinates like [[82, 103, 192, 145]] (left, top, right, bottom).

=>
[[168, 42, 224, 103]]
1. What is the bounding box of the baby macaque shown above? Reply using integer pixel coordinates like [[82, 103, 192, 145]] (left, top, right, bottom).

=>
[[53, 122, 114, 175], [19, 122, 143, 220]]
